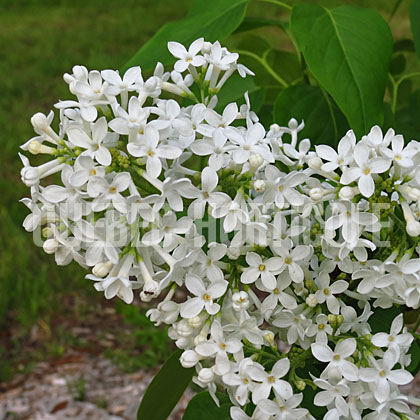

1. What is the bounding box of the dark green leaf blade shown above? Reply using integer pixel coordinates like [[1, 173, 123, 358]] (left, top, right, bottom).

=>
[[273, 84, 349, 146], [368, 307, 420, 375], [123, 0, 249, 72], [290, 4, 393, 137], [137, 349, 193, 420], [215, 73, 262, 113], [182, 392, 232, 420], [410, 0, 420, 58], [234, 17, 288, 33]]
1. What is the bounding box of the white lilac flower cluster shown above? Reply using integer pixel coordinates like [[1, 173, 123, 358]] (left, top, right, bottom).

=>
[[20, 37, 420, 419]]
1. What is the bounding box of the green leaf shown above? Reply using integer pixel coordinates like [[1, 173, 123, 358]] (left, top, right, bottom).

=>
[[214, 73, 262, 113], [410, 0, 420, 58], [369, 306, 402, 334], [273, 84, 348, 146], [290, 4, 393, 137], [182, 392, 232, 420], [300, 385, 327, 418], [394, 38, 416, 53], [234, 16, 287, 33], [137, 349, 193, 420], [395, 89, 420, 140], [407, 340, 420, 375], [123, 0, 249, 72], [390, 53, 406, 76], [368, 306, 420, 374]]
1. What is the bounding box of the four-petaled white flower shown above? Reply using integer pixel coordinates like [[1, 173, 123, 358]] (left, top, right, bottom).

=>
[[241, 252, 283, 290], [180, 274, 228, 318], [341, 142, 391, 197], [314, 272, 349, 314], [127, 125, 182, 178], [248, 358, 293, 404]]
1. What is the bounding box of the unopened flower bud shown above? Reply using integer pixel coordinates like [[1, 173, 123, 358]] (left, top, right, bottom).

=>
[[43, 238, 59, 254], [264, 332, 275, 345], [145, 77, 158, 92], [28, 141, 42, 155], [306, 294, 317, 308], [304, 279, 313, 289], [328, 314, 337, 328], [227, 246, 241, 260], [339, 186, 356, 200], [194, 334, 206, 346], [198, 368, 214, 384], [310, 188, 324, 201], [253, 179, 265, 192], [158, 301, 179, 324], [180, 350, 199, 368], [176, 320, 194, 337], [42, 227, 53, 238], [31, 112, 49, 131], [295, 380, 306, 391], [249, 153, 263, 170], [308, 157, 323, 171], [202, 42, 212, 54], [407, 220, 420, 237], [336, 314, 344, 327], [92, 261, 113, 278], [188, 316, 203, 329], [21, 167, 40, 187]]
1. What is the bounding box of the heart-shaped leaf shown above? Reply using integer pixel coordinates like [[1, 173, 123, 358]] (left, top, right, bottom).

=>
[[290, 4, 393, 137], [273, 84, 348, 146], [123, 0, 249, 72]]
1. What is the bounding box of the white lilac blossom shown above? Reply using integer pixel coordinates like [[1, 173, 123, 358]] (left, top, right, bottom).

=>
[[19, 38, 420, 420]]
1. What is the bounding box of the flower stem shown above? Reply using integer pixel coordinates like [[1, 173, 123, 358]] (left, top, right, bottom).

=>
[[256, 0, 292, 11], [236, 49, 289, 88]]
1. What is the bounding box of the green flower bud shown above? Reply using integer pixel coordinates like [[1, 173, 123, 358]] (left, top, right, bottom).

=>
[[328, 314, 337, 328], [295, 380, 306, 391]]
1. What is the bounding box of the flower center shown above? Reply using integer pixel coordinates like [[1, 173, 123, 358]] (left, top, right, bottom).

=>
[[268, 375, 275, 383], [259, 264, 266, 271], [323, 288, 330, 295], [147, 150, 155, 157], [273, 288, 279, 295], [90, 169, 96, 175], [363, 168, 371, 175], [203, 294, 211, 301], [109, 187, 117, 193], [333, 354, 340, 360], [379, 370, 386, 377], [285, 257, 292, 265], [318, 323, 325, 330], [220, 342, 226, 350]]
